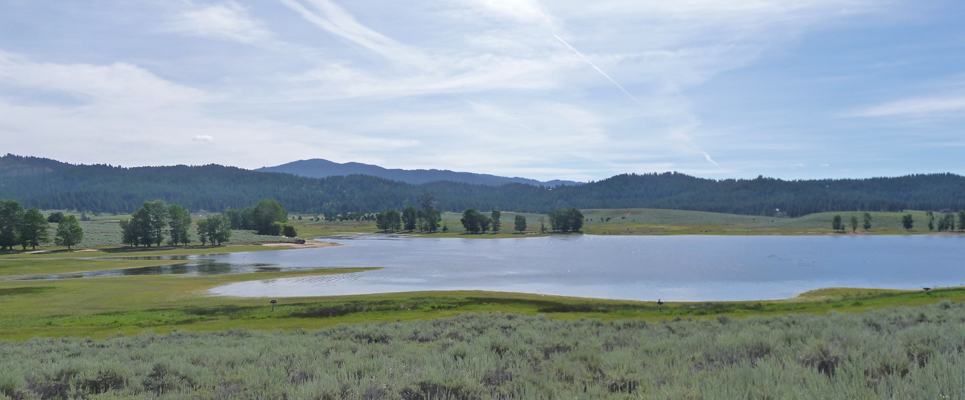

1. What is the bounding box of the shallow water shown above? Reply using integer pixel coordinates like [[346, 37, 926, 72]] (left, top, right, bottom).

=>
[[208, 234, 965, 301], [12, 255, 314, 280]]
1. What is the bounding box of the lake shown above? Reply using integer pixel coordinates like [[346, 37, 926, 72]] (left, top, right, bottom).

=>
[[209, 234, 965, 301]]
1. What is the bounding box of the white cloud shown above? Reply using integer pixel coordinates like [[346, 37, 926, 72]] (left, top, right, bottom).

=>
[[462, 0, 557, 28], [164, 2, 271, 44], [0, 50, 206, 107], [849, 95, 965, 118], [278, 0, 432, 69], [0, 51, 414, 168]]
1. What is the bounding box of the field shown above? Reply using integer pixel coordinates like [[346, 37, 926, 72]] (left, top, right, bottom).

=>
[[2, 303, 964, 399], [15, 209, 957, 253], [1, 243, 964, 341], [2, 242, 964, 398], [287, 209, 959, 239]]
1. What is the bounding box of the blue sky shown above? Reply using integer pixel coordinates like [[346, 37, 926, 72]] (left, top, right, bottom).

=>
[[1, 0, 964, 182]]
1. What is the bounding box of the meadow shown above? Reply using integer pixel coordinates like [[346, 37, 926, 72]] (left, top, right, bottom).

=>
[[290, 209, 957, 238], [18, 208, 954, 252], [2, 303, 964, 399]]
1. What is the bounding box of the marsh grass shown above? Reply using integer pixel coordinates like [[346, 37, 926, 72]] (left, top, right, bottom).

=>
[[2, 303, 965, 399]]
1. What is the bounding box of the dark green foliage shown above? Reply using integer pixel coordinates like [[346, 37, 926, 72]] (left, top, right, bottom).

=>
[[376, 210, 402, 232], [402, 205, 418, 232], [863, 212, 873, 231], [120, 200, 168, 247], [167, 204, 191, 246], [548, 208, 584, 232], [490, 209, 501, 233], [195, 214, 234, 245], [252, 200, 288, 235], [195, 218, 209, 246], [16, 208, 49, 250], [0, 199, 24, 250], [460, 208, 484, 233], [224, 209, 252, 230], [46, 211, 64, 223], [849, 215, 858, 232], [514, 214, 527, 233], [832, 215, 843, 232], [144, 200, 169, 247], [902, 214, 914, 230], [420, 209, 441, 233], [282, 224, 297, 238], [3, 305, 965, 399], [54, 215, 83, 250], [5, 155, 965, 217], [959, 210, 965, 232], [927, 210, 935, 231]]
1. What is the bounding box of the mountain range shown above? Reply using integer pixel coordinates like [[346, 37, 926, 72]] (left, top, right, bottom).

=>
[[255, 159, 581, 186], [2, 154, 964, 217]]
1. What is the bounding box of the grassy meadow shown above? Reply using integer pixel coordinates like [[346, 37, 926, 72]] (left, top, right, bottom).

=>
[[2, 304, 965, 399], [1, 241, 964, 340], [10, 208, 957, 254], [1, 233, 963, 398], [286, 209, 961, 239]]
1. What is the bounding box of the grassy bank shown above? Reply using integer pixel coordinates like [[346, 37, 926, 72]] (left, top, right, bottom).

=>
[[15, 209, 959, 254], [2, 305, 965, 399], [1, 243, 964, 340], [289, 209, 963, 239]]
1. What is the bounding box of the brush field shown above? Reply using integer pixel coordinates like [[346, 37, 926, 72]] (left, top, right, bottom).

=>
[[2, 304, 965, 399]]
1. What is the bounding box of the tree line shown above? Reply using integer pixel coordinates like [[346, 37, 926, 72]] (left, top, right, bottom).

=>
[[120, 199, 295, 247], [5, 154, 965, 217], [831, 211, 965, 232], [0, 199, 84, 250], [375, 194, 443, 233]]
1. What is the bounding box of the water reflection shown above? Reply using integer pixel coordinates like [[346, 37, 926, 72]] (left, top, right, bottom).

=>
[[13, 259, 324, 280], [209, 235, 965, 302]]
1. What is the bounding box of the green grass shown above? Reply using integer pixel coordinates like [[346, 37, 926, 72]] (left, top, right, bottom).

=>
[[2, 305, 965, 399], [289, 209, 963, 239], [580, 209, 959, 236], [15, 209, 956, 254], [1, 245, 964, 340], [2, 247, 965, 398]]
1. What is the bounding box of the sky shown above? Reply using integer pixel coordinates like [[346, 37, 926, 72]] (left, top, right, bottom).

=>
[[1, 0, 964, 182]]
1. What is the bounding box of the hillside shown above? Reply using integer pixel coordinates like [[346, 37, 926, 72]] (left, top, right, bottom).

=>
[[256, 158, 580, 186], [1, 154, 964, 216]]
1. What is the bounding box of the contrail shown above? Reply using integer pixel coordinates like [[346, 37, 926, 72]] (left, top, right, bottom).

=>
[[685, 137, 720, 168], [554, 35, 640, 105], [555, 34, 721, 170]]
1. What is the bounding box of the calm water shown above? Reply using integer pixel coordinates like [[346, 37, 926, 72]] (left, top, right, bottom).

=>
[[10, 255, 311, 280], [208, 235, 965, 301]]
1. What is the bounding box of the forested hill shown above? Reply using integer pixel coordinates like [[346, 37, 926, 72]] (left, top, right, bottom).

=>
[[2, 154, 964, 217], [256, 158, 580, 186]]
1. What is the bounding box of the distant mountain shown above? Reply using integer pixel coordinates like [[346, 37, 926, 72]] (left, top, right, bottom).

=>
[[255, 158, 581, 187]]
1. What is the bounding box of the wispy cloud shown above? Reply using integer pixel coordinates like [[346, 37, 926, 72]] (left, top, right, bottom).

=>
[[278, 0, 431, 69], [849, 95, 965, 118], [164, 2, 271, 44], [465, 0, 557, 28], [0, 50, 206, 107]]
